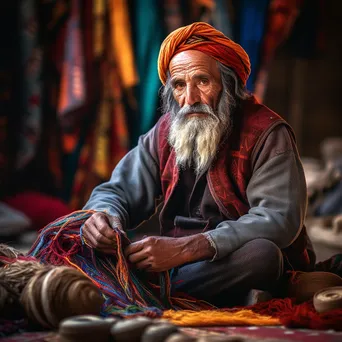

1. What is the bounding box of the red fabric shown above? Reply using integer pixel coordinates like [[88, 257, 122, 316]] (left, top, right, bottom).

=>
[[248, 298, 342, 331], [2, 192, 72, 230], [157, 96, 312, 271]]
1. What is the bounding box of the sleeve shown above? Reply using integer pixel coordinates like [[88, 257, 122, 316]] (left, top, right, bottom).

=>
[[203, 125, 308, 261], [82, 124, 162, 230]]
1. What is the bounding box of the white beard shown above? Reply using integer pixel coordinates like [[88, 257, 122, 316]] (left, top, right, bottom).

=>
[[168, 112, 230, 175]]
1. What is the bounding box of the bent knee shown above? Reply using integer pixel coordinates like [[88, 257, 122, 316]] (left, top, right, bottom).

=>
[[244, 238, 283, 280]]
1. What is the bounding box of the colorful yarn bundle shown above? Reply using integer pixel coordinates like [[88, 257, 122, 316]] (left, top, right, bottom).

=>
[[28, 211, 213, 318], [20, 266, 104, 329]]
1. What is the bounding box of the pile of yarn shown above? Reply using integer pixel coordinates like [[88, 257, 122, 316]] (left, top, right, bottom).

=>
[[21, 266, 104, 329], [0, 244, 104, 329], [0, 244, 23, 261], [0, 244, 44, 319]]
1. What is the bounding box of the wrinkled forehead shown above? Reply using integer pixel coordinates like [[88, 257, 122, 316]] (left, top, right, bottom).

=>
[[169, 50, 221, 79]]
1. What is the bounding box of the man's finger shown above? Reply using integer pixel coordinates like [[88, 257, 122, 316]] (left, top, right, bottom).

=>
[[97, 247, 117, 255], [93, 214, 117, 240], [82, 223, 97, 247], [107, 215, 127, 236], [127, 250, 148, 264], [135, 259, 153, 270], [124, 241, 144, 257], [93, 228, 115, 246], [82, 230, 112, 250], [89, 239, 117, 254], [83, 230, 117, 254], [83, 223, 116, 247]]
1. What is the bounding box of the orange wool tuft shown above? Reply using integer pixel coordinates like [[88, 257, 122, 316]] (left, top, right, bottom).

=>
[[162, 309, 280, 327]]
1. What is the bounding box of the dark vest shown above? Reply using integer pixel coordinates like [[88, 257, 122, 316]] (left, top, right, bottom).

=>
[[157, 96, 314, 271]]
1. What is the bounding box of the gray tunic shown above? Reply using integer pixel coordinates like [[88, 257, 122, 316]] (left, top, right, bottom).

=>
[[83, 120, 308, 261]]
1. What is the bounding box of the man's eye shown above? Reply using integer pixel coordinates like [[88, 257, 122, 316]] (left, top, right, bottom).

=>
[[199, 78, 209, 85], [175, 82, 185, 90]]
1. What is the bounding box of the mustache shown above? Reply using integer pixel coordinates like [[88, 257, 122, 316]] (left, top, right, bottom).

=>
[[176, 103, 217, 119]]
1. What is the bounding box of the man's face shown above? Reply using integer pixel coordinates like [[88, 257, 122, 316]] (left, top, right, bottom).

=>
[[169, 50, 222, 115], [167, 50, 233, 175]]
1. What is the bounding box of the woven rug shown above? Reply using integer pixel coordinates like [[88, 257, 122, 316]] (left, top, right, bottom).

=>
[[182, 326, 342, 342], [1, 327, 342, 342], [0, 331, 55, 342]]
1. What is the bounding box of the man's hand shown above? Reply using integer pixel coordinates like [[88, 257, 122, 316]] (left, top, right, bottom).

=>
[[82, 212, 125, 254], [124, 234, 215, 272]]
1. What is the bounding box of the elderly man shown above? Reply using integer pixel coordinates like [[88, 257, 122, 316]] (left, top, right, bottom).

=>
[[82, 22, 315, 306]]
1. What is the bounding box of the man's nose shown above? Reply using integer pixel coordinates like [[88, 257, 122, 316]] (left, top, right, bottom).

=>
[[185, 84, 200, 106]]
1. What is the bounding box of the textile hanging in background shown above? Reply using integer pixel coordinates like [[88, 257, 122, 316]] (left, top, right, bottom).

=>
[[92, 0, 109, 181], [190, 0, 215, 24], [93, 0, 105, 58], [133, 0, 164, 144], [286, 0, 324, 58], [25, 0, 77, 200], [236, 0, 271, 92], [56, 0, 98, 204], [91, 65, 112, 182], [90, 2, 130, 189], [69, 0, 129, 209], [213, 0, 235, 40], [58, 0, 86, 154], [109, 63, 130, 168], [38, 0, 70, 193], [108, 0, 138, 121], [90, 59, 129, 183], [254, 0, 302, 102], [0, 3, 20, 195], [16, 0, 43, 170], [109, 0, 138, 90], [163, 0, 184, 33], [68, 0, 99, 209]]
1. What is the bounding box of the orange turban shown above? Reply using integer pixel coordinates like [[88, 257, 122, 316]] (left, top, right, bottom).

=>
[[158, 22, 251, 86]]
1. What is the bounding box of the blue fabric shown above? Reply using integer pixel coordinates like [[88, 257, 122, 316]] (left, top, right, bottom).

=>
[[315, 158, 342, 216], [236, 0, 270, 91], [214, 0, 234, 39], [315, 182, 342, 216], [134, 0, 164, 144], [17, 0, 42, 170]]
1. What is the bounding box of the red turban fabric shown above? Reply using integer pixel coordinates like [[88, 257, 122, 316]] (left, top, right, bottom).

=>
[[158, 22, 251, 86]]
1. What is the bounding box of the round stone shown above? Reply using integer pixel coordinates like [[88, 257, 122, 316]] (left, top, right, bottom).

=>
[[141, 323, 179, 342], [164, 332, 197, 342], [110, 317, 153, 342], [59, 315, 117, 342]]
